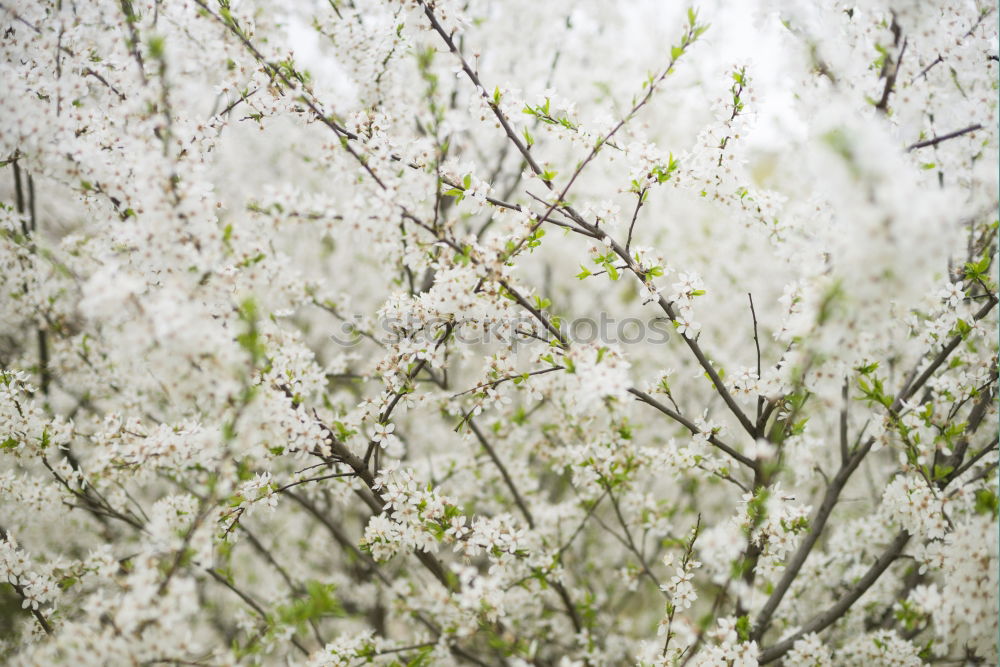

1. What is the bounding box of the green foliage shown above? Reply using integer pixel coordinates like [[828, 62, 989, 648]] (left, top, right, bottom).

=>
[[964, 250, 993, 284], [0, 584, 27, 644], [404, 645, 437, 666], [735, 614, 751, 642], [442, 174, 473, 202], [235, 298, 266, 365], [974, 488, 999, 517], [522, 127, 534, 147], [147, 35, 166, 59], [592, 251, 620, 281], [729, 66, 748, 117], [523, 98, 577, 131], [669, 8, 710, 63], [856, 373, 892, 409], [743, 487, 770, 536], [650, 153, 680, 184], [525, 227, 545, 251], [271, 581, 344, 632]]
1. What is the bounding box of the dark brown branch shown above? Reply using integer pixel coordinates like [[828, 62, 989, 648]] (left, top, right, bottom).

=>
[[907, 124, 983, 151], [758, 530, 911, 663], [419, 2, 755, 439], [748, 293, 763, 428], [947, 438, 998, 483], [751, 434, 878, 640], [466, 419, 589, 635], [625, 188, 647, 253], [466, 418, 535, 527], [839, 380, 849, 465], [8, 581, 54, 635], [628, 388, 755, 468], [874, 16, 905, 114], [452, 365, 563, 398], [205, 569, 310, 655], [605, 485, 665, 594], [895, 296, 997, 410]]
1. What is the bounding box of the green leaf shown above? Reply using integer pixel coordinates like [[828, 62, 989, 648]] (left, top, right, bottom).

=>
[[406, 645, 436, 667], [735, 615, 751, 642], [975, 489, 999, 516], [273, 580, 344, 631], [148, 35, 165, 59], [854, 361, 879, 375]]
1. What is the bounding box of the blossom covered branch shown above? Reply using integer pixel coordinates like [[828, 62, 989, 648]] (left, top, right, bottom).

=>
[[0, 1, 996, 665]]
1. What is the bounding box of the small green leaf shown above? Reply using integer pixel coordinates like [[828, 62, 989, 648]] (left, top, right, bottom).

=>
[[735, 615, 751, 642], [148, 35, 165, 59]]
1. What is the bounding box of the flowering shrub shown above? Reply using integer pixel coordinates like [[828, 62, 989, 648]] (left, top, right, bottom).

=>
[[0, 0, 997, 665]]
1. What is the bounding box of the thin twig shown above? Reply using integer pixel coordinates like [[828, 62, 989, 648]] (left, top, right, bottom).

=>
[[625, 188, 647, 254], [629, 388, 755, 468], [907, 124, 982, 151], [748, 293, 763, 429]]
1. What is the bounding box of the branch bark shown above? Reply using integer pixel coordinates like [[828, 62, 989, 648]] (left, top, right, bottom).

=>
[[758, 530, 911, 664]]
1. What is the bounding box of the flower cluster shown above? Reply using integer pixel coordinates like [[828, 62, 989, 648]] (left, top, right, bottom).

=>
[[0, 0, 996, 664]]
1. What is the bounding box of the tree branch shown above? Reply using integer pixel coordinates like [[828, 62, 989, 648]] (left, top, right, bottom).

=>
[[758, 530, 911, 663], [907, 124, 983, 151], [629, 388, 756, 468]]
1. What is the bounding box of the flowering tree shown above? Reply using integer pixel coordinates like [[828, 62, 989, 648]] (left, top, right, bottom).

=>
[[0, 0, 997, 664]]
